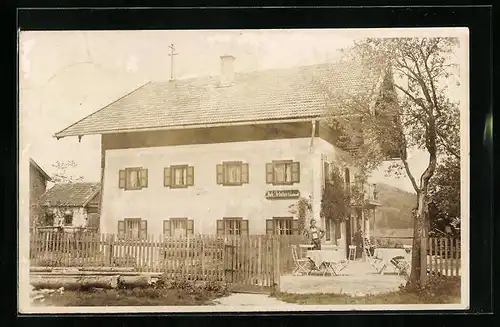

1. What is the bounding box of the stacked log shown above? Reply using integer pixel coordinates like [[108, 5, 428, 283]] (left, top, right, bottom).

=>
[[31, 275, 120, 290]]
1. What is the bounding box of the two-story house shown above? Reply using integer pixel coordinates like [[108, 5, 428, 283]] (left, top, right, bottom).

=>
[[54, 55, 392, 253], [29, 158, 52, 228]]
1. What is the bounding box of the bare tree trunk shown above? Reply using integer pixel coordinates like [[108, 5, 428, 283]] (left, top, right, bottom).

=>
[[409, 192, 424, 285]]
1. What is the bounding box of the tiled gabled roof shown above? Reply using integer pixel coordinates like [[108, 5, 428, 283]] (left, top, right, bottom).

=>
[[39, 183, 100, 207], [54, 60, 383, 138]]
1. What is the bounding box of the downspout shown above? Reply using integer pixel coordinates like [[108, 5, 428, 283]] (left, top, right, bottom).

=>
[[309, 120, 317, 223]]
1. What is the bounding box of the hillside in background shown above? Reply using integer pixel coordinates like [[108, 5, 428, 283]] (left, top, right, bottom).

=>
[[374, 183, 416, 232]]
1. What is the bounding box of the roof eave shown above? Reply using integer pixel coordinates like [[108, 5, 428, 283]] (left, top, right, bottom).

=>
[[54, 115, 325, 139], [29, 158, 52, 182]]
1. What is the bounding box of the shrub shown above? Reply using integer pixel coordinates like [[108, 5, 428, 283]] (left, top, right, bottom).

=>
[[399, 275, 461, 300], [154, 275, 229, 297]]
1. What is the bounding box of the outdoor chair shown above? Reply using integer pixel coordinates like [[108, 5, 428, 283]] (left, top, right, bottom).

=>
[[363, 238, 387, 274], [291, 245, 315, 276], [348, 245, 357, 261], [390, 255, 411, 276]]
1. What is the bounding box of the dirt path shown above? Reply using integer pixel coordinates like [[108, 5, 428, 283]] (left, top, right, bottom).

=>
[[213, 293, 293, 307]]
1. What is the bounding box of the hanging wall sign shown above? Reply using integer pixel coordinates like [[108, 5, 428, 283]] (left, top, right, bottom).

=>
[[265, 189, 300, 200]]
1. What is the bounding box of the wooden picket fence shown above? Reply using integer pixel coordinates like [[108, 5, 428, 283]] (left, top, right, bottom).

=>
[[420, 237, 461, 281], [29, 230, 306, 290]]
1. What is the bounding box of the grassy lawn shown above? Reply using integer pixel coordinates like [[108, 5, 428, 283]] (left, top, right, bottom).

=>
[[276, 291, 460, 305], [32, 287, 226, 306], [276, 276, 461, 305]]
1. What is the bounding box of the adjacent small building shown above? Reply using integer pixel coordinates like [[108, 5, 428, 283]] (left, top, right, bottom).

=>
[[53, 56, 397, 254], [38, 183, 101, 231], [29, 158, 52, 228]]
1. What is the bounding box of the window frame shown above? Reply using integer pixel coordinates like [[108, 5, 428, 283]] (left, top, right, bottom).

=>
[[217, 161, 249, 186], [164, 165, 194, 188], [224, 161, 243, 186], [217, 217, 249, 236], [170, 165, 189, 189], [163, 217, 195, 237], [272, 160, 294, 185], [118, 218, 147, 240], [272, 217, 294, 235], [119, 167, 148, 191], [63, 210, 73, 226], [124, 167, 143, 190], [267, 160, 300, 185]]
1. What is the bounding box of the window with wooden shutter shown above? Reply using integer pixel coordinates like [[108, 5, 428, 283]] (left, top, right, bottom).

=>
[[140, 169, 148, 188], [266, 219, 273, 235], [120, 168, 145, 190], [216, 164, 224, 184], [241, 163, 249, 184], [216, 220, 224, 236], [139, 220, 147, 240], [164, 167, 171, 187], [165, 165, 193, 188], [119, 170, 126, 189], [118, 220, 125, 239], [217, 162, 249, 186], [265, 163, 274, 184], [273, 217, 294, 235], [163, 220, 171, 238], [268, 161, 300, 185]]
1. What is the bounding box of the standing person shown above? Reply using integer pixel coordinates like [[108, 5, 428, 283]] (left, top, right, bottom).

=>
[[309, 219, 325, 250]]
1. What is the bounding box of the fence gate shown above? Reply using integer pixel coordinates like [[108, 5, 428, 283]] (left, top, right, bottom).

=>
[[223, 236, 277, 294]]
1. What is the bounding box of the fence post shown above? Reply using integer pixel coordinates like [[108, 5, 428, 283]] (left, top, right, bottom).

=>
[[106, 234, 114, 266], [272, 236, 280, 294], [420, 236, 427, 283]]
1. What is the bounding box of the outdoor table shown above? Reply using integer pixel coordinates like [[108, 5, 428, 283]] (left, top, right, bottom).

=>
[[373, 248, 409, 274], [306, 250, 347, 276]]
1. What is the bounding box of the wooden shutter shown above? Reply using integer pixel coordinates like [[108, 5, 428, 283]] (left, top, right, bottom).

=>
[[118, 220, 125, 239], [266, 219, 274, 235], [266, 163, 274, 184], [240, 220, 249, 236], [291, 162, 300, 183], [163, 220, 171, 237], [216, 164, 224, 184], [187, 219, 194, 236], [164, 167, 171, 187], [241, 163, 249, 183], [186, 166, 194, 186], [140, 169, 148, 188], [216, 220, 224, 236], [139, 220, 147, 240], [119, 170, 126, 189], [291, 219, 299, 235]]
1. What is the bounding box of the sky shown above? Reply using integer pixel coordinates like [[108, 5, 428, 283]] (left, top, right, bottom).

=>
[[19, 28, 467, 193]]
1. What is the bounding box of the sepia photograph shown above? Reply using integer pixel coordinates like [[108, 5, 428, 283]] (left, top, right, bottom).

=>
[[18, 27, 469, 313]]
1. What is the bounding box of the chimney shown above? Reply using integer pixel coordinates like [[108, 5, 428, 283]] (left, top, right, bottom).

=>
[[219, 55, 235, 87]]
